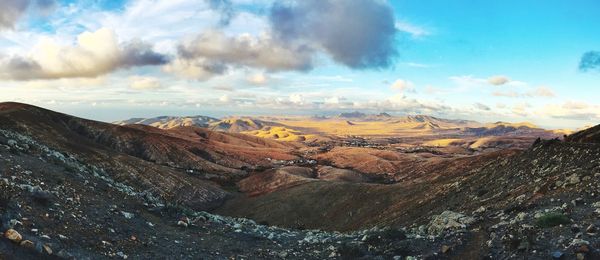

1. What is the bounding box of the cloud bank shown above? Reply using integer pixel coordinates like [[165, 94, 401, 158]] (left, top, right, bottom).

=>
[[168, 0, 399, 80], [0, 28, 168, 80]]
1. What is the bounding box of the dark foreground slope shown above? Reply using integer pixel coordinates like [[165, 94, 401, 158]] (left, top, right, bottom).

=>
[[566, 124, 600, 144]]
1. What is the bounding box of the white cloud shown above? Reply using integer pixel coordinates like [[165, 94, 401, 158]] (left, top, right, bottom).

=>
[[166, 30, 313, 80], [129, 76, 162, 90], [452, 75, 528, 88], [289, 93, 304, 104], [474, 103, 491, 111], [0, 28, 167, 80], [246, 72, 268, 85], [535, 101, 600, 121], [487, 75, 510, 86], [529, 86, 555, 97], [219, 94, 232, 103], [395, 21, 430, 38], [492, 90, 520, 97], [492, 86, 555, 98], [390, 79, 415, 92]]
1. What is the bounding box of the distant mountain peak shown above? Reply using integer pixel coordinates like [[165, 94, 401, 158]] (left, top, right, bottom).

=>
[[338, 111, 367, 118]]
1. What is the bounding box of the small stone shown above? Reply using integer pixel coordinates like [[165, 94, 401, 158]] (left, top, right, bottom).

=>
[[441, 245, 451, 254], [121, 211, 134, 219], [4, 229, 23, 243], [566, 174, 581, 185], [586, 224, 596, 234], [43, 244, 53, 255], [551, 251, 564, 259], [177, 221, 188, 227], [9, 219, 22, 227], [116, 251, 128, 259], [571, 239, 590, 247], [19, 240, 35, 248]]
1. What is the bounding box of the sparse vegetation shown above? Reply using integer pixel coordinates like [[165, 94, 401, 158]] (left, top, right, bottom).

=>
[[535, 212, 570, 228]]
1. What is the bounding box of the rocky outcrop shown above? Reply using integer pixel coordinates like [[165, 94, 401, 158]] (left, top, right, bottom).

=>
[[426, 211, 475, 236]]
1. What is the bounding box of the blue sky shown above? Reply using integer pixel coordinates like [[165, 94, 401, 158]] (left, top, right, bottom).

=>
[[0, 0, 599, 129]]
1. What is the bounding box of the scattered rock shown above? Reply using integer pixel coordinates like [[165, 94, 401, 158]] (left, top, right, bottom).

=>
[[177, 220, 188, 228], [4, 229, 23, 243], [427, 211, 475, 236], [566, 174, 581, 185], [116, 251, 128, 259], [19, 240, 35, 249], [586, 224, 597, 234], [121, 211, 135, 219], [441, 245, 451, 254], [43, 244, 53, 255]]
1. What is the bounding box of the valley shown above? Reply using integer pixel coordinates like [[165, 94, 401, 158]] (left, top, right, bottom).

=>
[[1, 102, 600, 259]]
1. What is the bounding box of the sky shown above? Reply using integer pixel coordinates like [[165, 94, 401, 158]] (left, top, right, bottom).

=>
[[0, 0, 599, 129]]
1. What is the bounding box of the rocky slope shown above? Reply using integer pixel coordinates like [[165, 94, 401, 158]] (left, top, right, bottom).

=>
[[566, 124, 600, 144]]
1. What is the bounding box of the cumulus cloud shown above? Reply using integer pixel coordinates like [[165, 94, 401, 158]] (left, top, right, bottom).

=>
[[390, 79, 415, 92], [474, 103, 491, 111], [269, 0, 398, 69], [452, 75, 527, 88], [246, 72, 269, 85], [487, 75, 510, 86], [579, 51, 600, 72], [219, 94, 232, 103], [529, 86, 555, 97], [0, 0, 55, 29], [0, 28, 168, 80], [492, 90, 520, 98], [129, 76, 162, 90], [167, 30, 313, 80], [562, 101, 589, 110], [537, 101, 600, 121], [492, 86, 555, 98], [168, 0, 398, 80]]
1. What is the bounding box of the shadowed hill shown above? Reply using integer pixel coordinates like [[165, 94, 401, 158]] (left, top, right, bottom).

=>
[[565, 124, 600, 143]]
